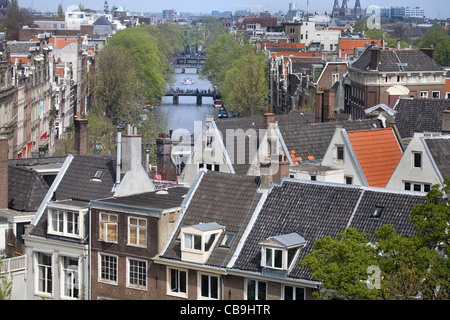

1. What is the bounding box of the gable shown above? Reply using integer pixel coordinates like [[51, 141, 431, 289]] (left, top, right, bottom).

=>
[[347, 128, 403, 188]]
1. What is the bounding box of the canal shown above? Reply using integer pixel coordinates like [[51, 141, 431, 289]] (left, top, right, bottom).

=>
[[154, 68, 217, 135]]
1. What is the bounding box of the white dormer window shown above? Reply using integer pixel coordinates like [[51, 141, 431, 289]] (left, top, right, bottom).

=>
[[181, 222, 224, 264], [47, 204, 87, 239], [259, 232, 306, 270]]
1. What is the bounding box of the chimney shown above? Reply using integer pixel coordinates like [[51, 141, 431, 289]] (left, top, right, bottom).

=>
[[315, 90, 324, 123], [121, 125, 143, 172], [370, 46, 380, 70], [322, 89, 336, 123], [442, 107, 450, 135], [74, 112, 88, 155], [420, 48, 434, 60], [116, 126, 122, 185], [260, 161, 273, 189], [0, 138, 8, 209], [263, 112, 276, 129], [272, 155, 290, 183], [156, 133, 176, 179]]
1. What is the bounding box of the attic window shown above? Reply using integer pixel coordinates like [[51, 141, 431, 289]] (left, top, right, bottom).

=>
[[92, 169, 104, 181], [259, 232, 306, 271], [372, 206, 383, 218], [220, 233, 235, 248]]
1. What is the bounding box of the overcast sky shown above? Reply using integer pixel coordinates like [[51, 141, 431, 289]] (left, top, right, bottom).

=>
[[18, 0, 450, 19]]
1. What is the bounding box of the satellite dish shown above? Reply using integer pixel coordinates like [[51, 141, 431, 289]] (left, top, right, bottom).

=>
[[67, 5, 79, 12]]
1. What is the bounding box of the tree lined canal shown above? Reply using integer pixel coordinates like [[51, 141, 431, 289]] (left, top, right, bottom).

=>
[[154, 68, 217, 135]]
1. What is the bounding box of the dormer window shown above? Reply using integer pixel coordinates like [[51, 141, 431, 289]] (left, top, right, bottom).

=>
[[259, 232, 306, 270], [181, 222, 224, 264], [47, 202, 87, 239]]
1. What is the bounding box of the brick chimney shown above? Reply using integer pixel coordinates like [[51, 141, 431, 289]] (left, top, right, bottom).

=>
[[0, 138, 8, 209], [156, 133, 176, 180], [74, 113, 88, 155], [370, 46, 380, 70], [420, 48, 434, 60], [263, 112, 276, 129], [442, 107, 450, 135], [322, 89, 336, 123]]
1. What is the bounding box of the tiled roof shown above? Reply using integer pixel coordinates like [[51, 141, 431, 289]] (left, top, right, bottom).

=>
[[351, 46, 444, 72], [338, 38, 382, 56], [8, 166, 49, 212], [215, 113, 315, 174], [54, 154, 117, 202], [346, 128, 403, 188], [160, 171, 262, 268], [232, 179, 425, 281], [279, 118, 381, 162], [423, 135, 450, 179], [394, 99, 449, 139]]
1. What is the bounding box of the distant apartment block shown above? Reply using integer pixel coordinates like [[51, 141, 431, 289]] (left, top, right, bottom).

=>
[[162, 9, 178, 22]]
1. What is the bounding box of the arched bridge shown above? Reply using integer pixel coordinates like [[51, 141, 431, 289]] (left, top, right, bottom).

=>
[[165, 89, 220, 106]]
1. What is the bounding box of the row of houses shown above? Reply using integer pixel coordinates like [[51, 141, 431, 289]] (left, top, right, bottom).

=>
[[1, 91, 449, 299]]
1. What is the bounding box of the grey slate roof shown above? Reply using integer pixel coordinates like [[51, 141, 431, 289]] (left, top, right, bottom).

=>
[[394, 98, 448, 139], [232, 180, 426, 281], [423, 135, 450, 179], [160, 171, 263, 268], [92, 186, 189, 211], [279, 118, 382, 161], [351, 46, 444, 72], [54, 154, 117, 202], [215, 112, 316, 174], [8, 166, 49, 212]]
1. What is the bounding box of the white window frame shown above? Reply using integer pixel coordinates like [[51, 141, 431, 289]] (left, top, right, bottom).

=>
[[167, 267, 188, 298], [99, 212, 118, 243], [184, 233, 202, 251], [126, 257, 147, 291], [61, 256, 80, 300], [420, 91, 428, 99], [412, 151, 422, 169], [35, 252, 53, 298], [264, 247, 284, 269], [128, 216, 147, 247], [282, 285, 306, 300], [198, 273, 219, 300], [432, 91, 440, 99], [335, 145, 344, 162], [48, 208, 81, 238], [98, 253, 118, 285], [245, 278, 267, 300]]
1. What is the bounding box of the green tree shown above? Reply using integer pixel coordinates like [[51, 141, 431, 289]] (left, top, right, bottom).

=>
[[221, 50, 269, 116], [57, 3, 64, 17], [299, 228, 380, 300], [414, 25, 450, 65], [0, 260, 12, 300], [93, 45, 145, 125], [107, 26, 167, 105], [0, 0, 33, 40]]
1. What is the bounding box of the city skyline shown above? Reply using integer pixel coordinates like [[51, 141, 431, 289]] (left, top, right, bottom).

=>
[[17, 0, 450, 19]]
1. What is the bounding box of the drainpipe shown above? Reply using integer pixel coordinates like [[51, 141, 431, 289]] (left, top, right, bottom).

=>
[[116, 126, 122, 185]]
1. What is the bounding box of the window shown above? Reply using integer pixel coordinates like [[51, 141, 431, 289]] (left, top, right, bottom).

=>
[[404, 181, 431, 192], [128, 217, 147, 247], [99, 254, 118, 284], [100, 213, 118, 242], [283, 286, 305, 300], [62, 256, 79, 299], [345, 176, 353, 185], [432, 91, 440, 99], [405, 182, 411, 190], [246, 279, 266, 300], [433, 74, 440, 82], [48, 209, 80, 238], [184, 233, 202, 250], [420, 91, 428, 98], [92, 169, 104, 180], [372, 206, 383, 218], [206, 135, 213, 149], [336, 146, 344, 161], [220, 233, 235, 247], [412, 152, 422, 169], [265, 247, 283, 269], [332, 73, 339, 85], [200, 274, 218, 299], [169, 268, 187, 296], [409, 75, 417, 83], [310, 175, 317, 181], [127, 258, 147, 290], [397, 75, 404, 83], [37, 252, 52, 295]]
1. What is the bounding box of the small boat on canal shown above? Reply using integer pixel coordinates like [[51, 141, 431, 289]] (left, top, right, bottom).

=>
[[182, 78, 194, 85]]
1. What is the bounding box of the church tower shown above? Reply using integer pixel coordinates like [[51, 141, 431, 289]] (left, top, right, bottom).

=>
[[354, 0, 362, 19], [332, 0, 340, 17], [340, 0, 348, 17]]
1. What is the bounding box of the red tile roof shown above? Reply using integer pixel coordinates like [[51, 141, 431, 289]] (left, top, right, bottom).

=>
[[347, 128, 402, 188], [338, 38, 382, 56]]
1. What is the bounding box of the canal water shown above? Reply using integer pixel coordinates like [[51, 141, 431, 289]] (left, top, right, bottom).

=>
[[154, 68, 217, 135]]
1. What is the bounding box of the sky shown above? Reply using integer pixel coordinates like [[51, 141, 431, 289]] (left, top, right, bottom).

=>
[[17, 0, 450, 19]]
